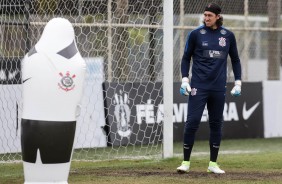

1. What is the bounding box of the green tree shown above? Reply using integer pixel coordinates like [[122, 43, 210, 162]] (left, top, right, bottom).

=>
[[112, 0, 129, 82], [37, 0, 58, 14], [267, 0, 281, 80]]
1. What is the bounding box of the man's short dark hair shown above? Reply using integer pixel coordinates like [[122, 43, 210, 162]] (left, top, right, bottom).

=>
[[203, 2, 223, 27], [205, 3, 221, 15]]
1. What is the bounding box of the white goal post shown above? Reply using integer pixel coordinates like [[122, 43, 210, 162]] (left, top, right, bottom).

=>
[[163, 0, 173, 158]]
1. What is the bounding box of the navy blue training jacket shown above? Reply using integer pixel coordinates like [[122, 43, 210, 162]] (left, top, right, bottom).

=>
[[181, 25, 242, 91]]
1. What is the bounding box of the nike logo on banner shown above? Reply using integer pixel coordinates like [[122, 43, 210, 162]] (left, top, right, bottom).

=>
[[242, 102, 260, 120], [23, 77, 31, 83]]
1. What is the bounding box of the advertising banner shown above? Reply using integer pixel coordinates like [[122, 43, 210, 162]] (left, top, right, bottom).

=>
[[75, 57, 107, 148], [263, 81, 282, 138], [104, 82, 264, 145], [0, 58, 22, 154], [0, 57, 108, 154], [173, 82, 264, 141], [103, 82, 163, 146], [0, 57, 21, 84]]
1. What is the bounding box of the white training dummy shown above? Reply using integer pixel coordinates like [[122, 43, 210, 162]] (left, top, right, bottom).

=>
[[21, 17, 86, 184]]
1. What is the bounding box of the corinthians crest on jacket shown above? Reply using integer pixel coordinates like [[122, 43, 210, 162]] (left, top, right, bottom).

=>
[[218, 37, 226, 47]]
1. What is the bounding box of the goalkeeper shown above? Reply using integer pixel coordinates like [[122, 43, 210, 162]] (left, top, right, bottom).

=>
[[177, 2, 242, 174]]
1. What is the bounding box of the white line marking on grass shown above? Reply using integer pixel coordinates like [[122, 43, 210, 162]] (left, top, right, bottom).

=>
[[0, 160, 22, 164], [72, 150, 261, 162], [174, 150, 260, 157], [0, 150, 260, 163]]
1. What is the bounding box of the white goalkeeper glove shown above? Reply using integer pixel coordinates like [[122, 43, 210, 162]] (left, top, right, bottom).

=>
[[180, 77, 192, 96], [231, 80, 242, 97]]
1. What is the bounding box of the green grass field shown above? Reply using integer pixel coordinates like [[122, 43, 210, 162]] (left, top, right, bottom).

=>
[[1, 138, 282, 184]]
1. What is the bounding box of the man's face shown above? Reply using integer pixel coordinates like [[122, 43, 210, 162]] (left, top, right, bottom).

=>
[[204, 11, 219, 28]]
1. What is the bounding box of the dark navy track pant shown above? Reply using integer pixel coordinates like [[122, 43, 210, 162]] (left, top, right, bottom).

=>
[[184, 89, 225, 145]]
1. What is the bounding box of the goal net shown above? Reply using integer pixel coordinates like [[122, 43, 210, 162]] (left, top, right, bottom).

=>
[[0, 0, 281, 162], [0, 0, 165, 162]]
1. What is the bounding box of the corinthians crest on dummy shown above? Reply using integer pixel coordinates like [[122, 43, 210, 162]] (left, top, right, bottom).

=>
[[58, 71, 76, 91]]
